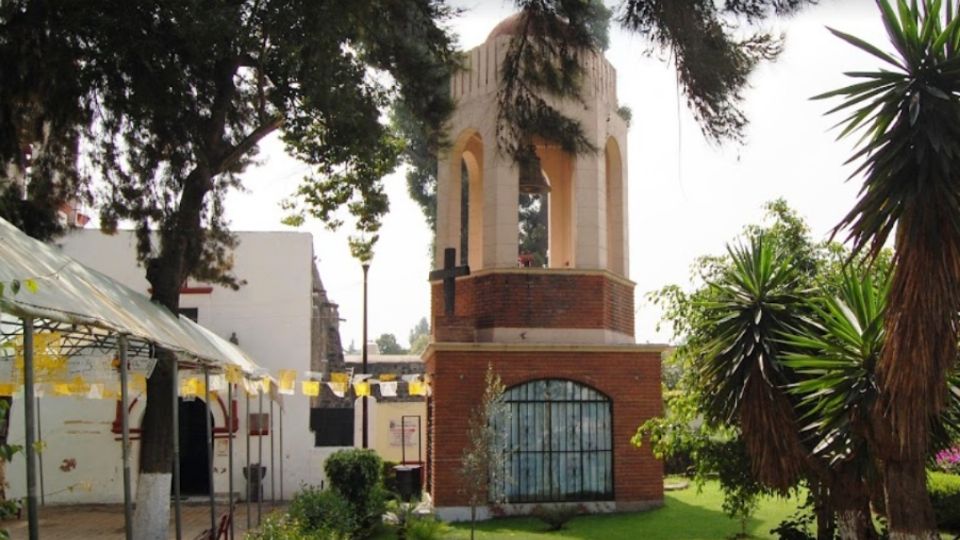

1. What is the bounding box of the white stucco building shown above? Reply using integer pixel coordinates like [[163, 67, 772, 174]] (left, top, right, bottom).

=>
[[7, 229, 329, 504]]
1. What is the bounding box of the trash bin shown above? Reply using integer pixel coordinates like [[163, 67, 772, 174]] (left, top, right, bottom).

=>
[[243, 464, 266, 502], [394, 465, 422, 502]]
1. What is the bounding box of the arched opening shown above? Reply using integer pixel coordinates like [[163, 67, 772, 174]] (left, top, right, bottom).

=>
[[447, 130, 484, 270], [605, 138, 625, 276], [518, 145, 573, 268], [176, 397, 214, 495], [494, 379, 613, 502]]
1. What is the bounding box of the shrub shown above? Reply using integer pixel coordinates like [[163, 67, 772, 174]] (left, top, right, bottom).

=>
[[324, 449, 387, 531], [531, 504, 583, 531], [288, 485, 357, 537], [405, 515, 452, 540], [928, 471, 960, 531], [382, 460, 399, 497], [246, 513, 347, 540]]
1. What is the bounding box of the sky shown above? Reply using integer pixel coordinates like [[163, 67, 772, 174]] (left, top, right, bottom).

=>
[[223, 0, 887, 349]]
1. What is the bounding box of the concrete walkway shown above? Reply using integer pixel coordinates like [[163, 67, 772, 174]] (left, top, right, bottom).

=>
[[4, 501, 287, 539]]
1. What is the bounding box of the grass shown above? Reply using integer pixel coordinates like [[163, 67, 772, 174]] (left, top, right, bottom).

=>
[[373, 481, 803, 539]]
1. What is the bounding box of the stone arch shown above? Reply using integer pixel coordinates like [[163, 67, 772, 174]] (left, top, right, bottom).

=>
[[604, 137, 625, 276], [444, 129, 484, 270]]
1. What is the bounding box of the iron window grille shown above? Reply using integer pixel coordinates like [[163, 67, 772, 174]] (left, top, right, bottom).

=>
[[495, 379, 613, 503]]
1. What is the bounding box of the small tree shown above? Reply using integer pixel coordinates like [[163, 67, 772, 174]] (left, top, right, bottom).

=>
[[459, 365, 510, 540], [375, 333, 406, 355]]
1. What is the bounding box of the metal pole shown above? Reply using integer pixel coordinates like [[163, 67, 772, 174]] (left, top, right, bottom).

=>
[[279, 407, 283, 502], [269, 399, 275, 504], [228, 380, 234, 540], [362, 262, 369, 449], [245, 388, 251, 531], [35, 396, 43, 506], [172, 357, 182, 540], [23, 318, 38, 540], [257, 389, 263, 525], [401, 416, 406, 465], [118, 335, 133, 540], [204, 367, 216, 535]]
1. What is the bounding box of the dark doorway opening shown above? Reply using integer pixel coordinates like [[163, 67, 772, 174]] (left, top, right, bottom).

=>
[[177, 397, 213, 495]]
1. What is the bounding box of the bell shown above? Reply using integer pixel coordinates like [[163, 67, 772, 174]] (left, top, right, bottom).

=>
[[517, 145, 551, 194]]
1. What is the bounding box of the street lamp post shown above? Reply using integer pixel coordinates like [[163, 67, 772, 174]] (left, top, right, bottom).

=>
[[361, 262, 370, 449]]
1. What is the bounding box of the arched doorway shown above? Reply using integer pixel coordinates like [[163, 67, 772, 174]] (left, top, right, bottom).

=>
[[177, 397, 213, 495]]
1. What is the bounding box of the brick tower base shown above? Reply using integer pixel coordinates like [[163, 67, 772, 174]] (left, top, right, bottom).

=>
[[424, 342, 664, 521]]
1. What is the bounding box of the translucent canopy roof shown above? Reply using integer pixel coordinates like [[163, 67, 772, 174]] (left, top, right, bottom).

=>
[[0, 217, 268, 380]]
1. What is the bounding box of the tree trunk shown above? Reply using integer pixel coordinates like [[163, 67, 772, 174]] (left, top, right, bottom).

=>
[[882, 457, 938, 539], [830, 462, 877, 540], [132, 167, 212, 539], [810, 479, 836, 540], [0, 396, 11, 503]]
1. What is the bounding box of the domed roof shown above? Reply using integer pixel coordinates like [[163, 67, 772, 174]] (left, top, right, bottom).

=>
[[486, 12, 526, 42]]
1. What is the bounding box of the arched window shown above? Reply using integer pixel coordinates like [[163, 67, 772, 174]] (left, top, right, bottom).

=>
[[496, 379, 613, 502]]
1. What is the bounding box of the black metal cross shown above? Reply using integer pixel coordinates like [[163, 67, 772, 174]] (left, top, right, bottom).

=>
[[429, 247, 470, 316]]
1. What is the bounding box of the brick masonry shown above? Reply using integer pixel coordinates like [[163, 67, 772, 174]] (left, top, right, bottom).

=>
[[424, 347, 664, 507], [431, 270, 635, 339]]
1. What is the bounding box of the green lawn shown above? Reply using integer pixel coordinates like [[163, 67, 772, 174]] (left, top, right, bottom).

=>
[[376, 482, 804, 539]]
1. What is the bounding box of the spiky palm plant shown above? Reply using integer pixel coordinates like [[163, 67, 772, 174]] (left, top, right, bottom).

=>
[[783, 268, 889, 540], [698, 236, 809, 491], [815, 1, 960, 535]]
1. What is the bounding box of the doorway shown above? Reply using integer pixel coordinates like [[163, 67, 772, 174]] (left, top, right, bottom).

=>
[[177, 397, 213, 495]]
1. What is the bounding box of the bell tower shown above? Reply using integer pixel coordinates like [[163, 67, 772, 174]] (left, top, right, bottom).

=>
[[424, 14, 665, 519]]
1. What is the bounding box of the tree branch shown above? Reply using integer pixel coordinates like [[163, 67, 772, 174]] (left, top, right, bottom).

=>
[[214, 116, 283, 173]]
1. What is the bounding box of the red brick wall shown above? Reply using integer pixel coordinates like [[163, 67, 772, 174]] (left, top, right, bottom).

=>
[[431, 271, 635, 338], [425, 348, 663, 507]]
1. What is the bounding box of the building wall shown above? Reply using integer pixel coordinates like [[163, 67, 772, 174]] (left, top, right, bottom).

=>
[[6, 230, 322, 503], [425, 346, 663, 513]]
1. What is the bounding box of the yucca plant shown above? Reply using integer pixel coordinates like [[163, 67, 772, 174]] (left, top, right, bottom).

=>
[[814, 0, 960, 535], [698, 236, 809, 491], [783, 268, 889, 539]]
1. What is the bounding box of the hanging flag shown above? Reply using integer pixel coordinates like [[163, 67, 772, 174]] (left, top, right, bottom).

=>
[[379, 381, 398, 397], [330, 372, 349, 384], [301, 380, 320, 397], [408, 380, 426, 396], [259, 378, 271, 394], [180, 377, 204, 397], [353, 374, 372, 382], [0, 383, 15, 397], [131, 374, 147, 394], [242, 378, 258, 396], [401, 374, 420, 382], [327, 381, 347, 398], [208, 374, 227, 393], [303, 371, 324, 381], [278, 370, 297, 395], [354, 381, 371, 397], [379, 373, 397, 382], [86, 383, 104, 400], [225, 365, 243, 384], [67, 376, 90, 396]]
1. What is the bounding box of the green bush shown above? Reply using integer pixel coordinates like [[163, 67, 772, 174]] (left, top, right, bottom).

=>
[[324, 449, 387, 532], [382, 460, 399, 497], [405, 516, 452, 540], [288, 485, 357, 537], [928, 471, 960, 530], [245, 513, 347, 540]]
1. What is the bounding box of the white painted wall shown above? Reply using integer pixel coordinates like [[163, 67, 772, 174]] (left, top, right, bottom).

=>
[[7, 230, 323, 503]]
